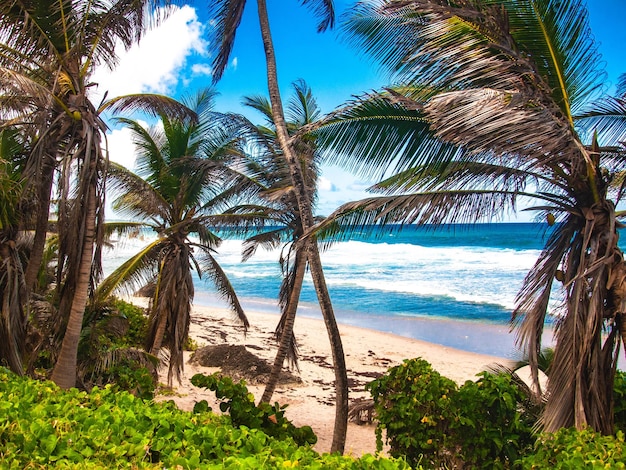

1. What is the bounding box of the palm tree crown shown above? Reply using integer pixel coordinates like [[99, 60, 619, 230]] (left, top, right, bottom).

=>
[[317, 0, 626, 434], [99, 89, 250, 384]]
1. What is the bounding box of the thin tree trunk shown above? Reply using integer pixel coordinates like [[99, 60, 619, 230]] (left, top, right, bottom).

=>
[[256, 0, 348, 453], [50, 175, 96, 389], [307, 240, 348, 454], [261, 251, 307, 403], [23, 159, 54, 293]]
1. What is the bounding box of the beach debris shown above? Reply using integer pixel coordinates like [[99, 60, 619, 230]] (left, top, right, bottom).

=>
[[189, 344, 301, 385], [348, 398, 376, 425]]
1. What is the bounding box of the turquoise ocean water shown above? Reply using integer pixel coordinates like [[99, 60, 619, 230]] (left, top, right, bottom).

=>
[[104, 223, 567, 360]]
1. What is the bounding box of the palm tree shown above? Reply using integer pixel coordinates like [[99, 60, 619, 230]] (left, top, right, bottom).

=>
[[208, 0, 348, 452], [0, 127, 28, 374], [315, 0, 626, 434], [97, 89, 250, 384], [0, 0, 193, 389], [238, 80, 331, 404]]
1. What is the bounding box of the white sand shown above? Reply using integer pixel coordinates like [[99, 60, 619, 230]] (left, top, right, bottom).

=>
[[155, 304, 513, 456]]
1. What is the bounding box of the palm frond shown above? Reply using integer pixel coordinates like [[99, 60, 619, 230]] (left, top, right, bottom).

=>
[[576, 97, 626, 146], [100, 94, 196, 123], [316, 91, 442, 180], [287, 79, 321, 127], [192, 244, 249, 331], [95, 238, 163, 301], [107, 162, 170, 222], [300, 0, 335, 32], [322, 189, 520, 230], [207, 0, 246, 82], [242, 228, 287, 262]]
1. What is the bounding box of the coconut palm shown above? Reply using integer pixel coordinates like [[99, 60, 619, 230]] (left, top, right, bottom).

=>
[[238, 80, 332, 404], [314, 0, 626, 434], [208, 0, 348, 452], [0, 127, 28, 374], [97, 89, 251, 384], [0, 0, 194, 389]]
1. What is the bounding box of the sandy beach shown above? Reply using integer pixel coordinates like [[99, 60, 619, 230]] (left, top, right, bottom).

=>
[[156, 303, 513, 456]]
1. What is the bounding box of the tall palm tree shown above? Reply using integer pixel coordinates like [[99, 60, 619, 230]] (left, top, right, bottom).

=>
[[208, 0, 348, 452], [0, 127, 28, 374], [97, 89, 250, 384], [0, 0, 193, 389], [239, 80, 331, 404], [316, 0, 626, 434]]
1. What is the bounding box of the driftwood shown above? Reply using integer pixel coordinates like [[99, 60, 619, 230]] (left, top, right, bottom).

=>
[[348, 398, 376, 425]]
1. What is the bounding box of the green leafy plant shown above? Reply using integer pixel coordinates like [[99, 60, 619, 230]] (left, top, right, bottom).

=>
[[191, 372, 317, 447], [520, 427, 626, 469], [368, 358, 536, 469], [614, 371, 626, 433], [448, 372, 536, 468], [367, 358, 457, 468], [0, 367, 410, 468]]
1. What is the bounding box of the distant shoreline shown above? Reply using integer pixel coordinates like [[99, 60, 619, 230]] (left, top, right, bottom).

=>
[[191, 290, 555, 361]]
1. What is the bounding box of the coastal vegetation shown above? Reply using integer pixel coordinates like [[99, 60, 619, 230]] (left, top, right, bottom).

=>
[[96, 89, 251, 384], [318, 0, 626, 436], [207, 0, 349, 452], [1, 0, 626, 468]]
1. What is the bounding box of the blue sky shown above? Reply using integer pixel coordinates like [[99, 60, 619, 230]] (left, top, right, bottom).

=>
[[94, 1, 626, 219]]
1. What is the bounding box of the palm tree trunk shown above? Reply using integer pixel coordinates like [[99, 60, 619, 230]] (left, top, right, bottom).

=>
[[23, 159, 54, 292], [307, 241, 348, 454], [543, 206, 622, 434], [256, 0, 348, 453], [261, 251, 307, 404], [50, 174, 97, 389]]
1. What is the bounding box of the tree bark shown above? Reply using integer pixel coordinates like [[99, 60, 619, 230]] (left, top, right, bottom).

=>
[[23, 157, 54, 293], [261, 250, 307, 404], [50, 173, 97, 389], [307, 240, 349, 454], [256, 0, 347, 453]]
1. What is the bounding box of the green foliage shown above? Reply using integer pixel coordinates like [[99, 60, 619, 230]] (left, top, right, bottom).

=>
[[614, 371, 626, 433], [367, 358, 457, 468], [448, 372, 536, 468], [113, 299, 149, 347], [104, 361, 155, 400], [76, 299, 155, 398], [191, 372, 317, 447], [520, 427, 626, 469], [0, 368, 409, 468], [184, 336, 200, 351], [368, 358, 536, 469]]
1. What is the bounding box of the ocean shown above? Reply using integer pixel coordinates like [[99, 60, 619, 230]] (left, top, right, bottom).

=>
[[103, 223, 564, 360]]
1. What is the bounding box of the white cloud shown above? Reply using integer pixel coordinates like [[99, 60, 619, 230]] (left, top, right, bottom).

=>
[[105, 121, 149, 170], [192, 63, 213, 76], [91, 5, 207, 103], [318, 176, 338, 192], [231, 57, 238, 70]]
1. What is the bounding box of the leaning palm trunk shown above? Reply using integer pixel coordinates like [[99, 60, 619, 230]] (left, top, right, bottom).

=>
[[307, 240, 349, 453], [256, 0, 347, 453], [261, 250, 307, 403], [543, 202, 625, 433]]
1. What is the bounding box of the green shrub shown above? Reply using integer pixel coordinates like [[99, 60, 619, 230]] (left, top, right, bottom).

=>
[[448, 372, 536, 468], [0, 368, 409, 468], [105, 360, 155, 400], [367, 358, 458, 468], [191, 372, 317, 447], [614, 371, 626, 433], [113, 299, 148, 347], [520, 427, 626, 469], [368, 358, 536, 469]]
